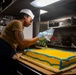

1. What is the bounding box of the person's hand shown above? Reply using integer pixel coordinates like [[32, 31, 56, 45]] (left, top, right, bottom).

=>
[[37, 32, 47, 46], [37, 32, 44, 40], [36, 40, 47, 47]]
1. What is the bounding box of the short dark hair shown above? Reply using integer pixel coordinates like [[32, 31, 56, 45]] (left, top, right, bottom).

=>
[[15, 13, 29, 20]]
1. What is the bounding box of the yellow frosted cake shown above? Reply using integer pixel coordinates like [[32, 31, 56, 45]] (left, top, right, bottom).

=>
[[21, 48, 76, 71]]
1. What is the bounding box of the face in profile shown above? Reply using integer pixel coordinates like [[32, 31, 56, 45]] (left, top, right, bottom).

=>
[[23, 16, 33, 27]]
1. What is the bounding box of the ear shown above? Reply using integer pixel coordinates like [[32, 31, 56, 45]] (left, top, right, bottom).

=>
[[24, 16, 27, 20]]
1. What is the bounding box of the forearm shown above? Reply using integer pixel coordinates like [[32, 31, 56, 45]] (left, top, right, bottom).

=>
[[18, 37, 39, 49], [14, 30, 39, 49]]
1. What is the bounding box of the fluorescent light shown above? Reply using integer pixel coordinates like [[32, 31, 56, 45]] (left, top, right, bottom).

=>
[[40, 9, 48, 15], [30, 0, 60, 7]]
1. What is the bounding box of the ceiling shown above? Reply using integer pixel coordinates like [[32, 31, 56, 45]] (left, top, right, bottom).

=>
[[41, 0, 76, 21], [0, 0, 76, 21]]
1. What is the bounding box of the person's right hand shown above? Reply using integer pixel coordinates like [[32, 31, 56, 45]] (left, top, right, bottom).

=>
[[37, 32, 44, 40], [37, 32, 47, 46]]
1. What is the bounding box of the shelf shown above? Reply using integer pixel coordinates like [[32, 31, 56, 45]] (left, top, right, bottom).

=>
[[48, 25, 76, 29]]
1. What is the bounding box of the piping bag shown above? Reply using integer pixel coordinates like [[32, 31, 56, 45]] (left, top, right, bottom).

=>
[[37, 28, 55, 47], [43, 28, 55, 42]]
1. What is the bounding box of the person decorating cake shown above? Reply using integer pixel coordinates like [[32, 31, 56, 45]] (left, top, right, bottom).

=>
[[0, 9, 54, 74]]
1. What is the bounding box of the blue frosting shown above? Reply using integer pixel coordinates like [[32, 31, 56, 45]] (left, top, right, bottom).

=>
[[23, 48, 76, 70]]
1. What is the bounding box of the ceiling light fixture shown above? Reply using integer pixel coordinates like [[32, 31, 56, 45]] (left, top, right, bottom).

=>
[[40, 9, 48, 15], [30, 0, 60, 8]]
